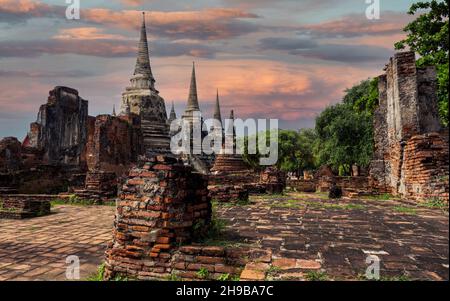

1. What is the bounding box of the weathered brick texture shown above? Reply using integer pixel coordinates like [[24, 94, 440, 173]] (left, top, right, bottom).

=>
[[104, 154, 211, 280], [369, 52, 448, 202]]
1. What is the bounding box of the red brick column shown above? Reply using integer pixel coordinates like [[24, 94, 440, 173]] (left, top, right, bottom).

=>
[[104, 155, 211, 280]]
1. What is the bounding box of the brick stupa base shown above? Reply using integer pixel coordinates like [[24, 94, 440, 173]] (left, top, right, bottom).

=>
[[104, 154, 211, 280], [210, 154, 250, 174]]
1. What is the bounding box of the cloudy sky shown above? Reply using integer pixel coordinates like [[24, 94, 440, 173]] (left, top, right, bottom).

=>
[[0, 0, 419, 139]]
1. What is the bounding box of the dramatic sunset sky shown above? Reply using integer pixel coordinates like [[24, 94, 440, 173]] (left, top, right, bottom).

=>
[[0, 0, 419, 139]]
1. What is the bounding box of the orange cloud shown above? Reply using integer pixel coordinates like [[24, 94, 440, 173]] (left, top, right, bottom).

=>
[[150, 58, 379, 122], [0, 0, 46, 13], [53, 27, 129, 40]]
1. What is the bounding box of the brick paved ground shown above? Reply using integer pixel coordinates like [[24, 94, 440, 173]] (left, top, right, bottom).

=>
[[0, 205, 115, 281], [0, 193, 448, 281], [216, 192, 449, 281]]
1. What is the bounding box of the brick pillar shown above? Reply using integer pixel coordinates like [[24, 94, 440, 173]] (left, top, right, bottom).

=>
[[104, 154, 211, 280]]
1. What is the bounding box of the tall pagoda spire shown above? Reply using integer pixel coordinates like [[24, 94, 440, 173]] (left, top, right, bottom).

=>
[[134, 12, 155, 87], [213, 89, 222, 125], [168, 101, 177, 122], [186, 62, 200, 112]]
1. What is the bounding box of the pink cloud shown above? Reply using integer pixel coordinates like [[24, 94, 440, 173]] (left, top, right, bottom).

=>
[[81, 8, 259, 40], [53, 27, 130, 40]]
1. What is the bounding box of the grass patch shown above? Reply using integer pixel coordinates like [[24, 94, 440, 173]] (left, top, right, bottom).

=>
[[216, 273, 240, 281], [363, 194, 396, 201], [196, 268, 210, 279], [343, 204, 366, 210], [275, 199, 304, 209], [192, 212, 236, 247], [421, 198, 448, 211], [50, 195, 113, 207], [256, 193, 285, 200], [166, 272, 181, 281], [86, 263, 132, 281], [86, 263, 106, 281], [213, 199, 250, 208], [393, 206, 417, 215], [305, 271, 329, 281], [266, 266, 282, 278]]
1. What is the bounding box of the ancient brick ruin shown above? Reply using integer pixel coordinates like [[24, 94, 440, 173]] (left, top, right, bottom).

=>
[[0, 195, 51, 219], [369, 51, 449, 202], [104, 154, 211, 280], [287, 52, 449, 203], [23, 86, 89, 167]]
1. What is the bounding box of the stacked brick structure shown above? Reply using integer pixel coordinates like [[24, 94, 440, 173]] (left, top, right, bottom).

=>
[[260, 167, 286, 194], [208, 185, 249, 203], [369, 52, 449, 202], [104, 154, 211, 280], [0, 195, 51, 219], [402, 132, 449, 201], [210, 154, 250, 174]]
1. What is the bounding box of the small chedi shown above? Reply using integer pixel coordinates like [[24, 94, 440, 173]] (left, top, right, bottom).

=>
[[209, 110, 256, 203]]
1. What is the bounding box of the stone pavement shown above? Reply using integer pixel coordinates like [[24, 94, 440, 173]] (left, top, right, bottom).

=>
[[216, 192, 449, 281], [0, 205, 115, 281], [0, 193, 448, 281]]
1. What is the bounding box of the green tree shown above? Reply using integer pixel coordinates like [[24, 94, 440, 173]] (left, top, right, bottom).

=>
[[314, 103, 374, 175], [343, 78, 379, 115], [241, 129, 318, 173], [395, 0, 449, 126]]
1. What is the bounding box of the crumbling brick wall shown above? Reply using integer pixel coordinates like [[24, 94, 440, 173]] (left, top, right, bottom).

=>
[[23, 86, 89, 167], [369, 52, 448, 201], [402, 132, 449, 202], [86, 114, 142, 174]]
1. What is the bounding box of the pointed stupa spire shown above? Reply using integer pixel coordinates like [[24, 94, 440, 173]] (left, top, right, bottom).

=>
[[213, 89, 222, 125], [134, 12, 155, 86], [186, 62, 200, 112], [169, 101, 177, 122], [226, 110, 235, 135], [229, 109, 235, 121]]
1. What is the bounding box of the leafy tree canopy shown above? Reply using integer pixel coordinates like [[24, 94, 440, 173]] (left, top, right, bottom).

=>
[[314, 103, 374, 174], [395, 0, 449, 126], [241, 129, 318, 173], [343, 78, 379, 115]]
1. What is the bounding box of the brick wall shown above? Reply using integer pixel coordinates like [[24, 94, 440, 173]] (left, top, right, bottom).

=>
[[402, 132, 449, 202], [0, 195, 51, 219], [86, 114, 142, 174]]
